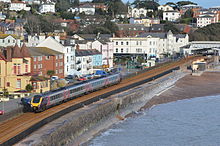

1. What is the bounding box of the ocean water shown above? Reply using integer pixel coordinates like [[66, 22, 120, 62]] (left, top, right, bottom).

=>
[[89, 95, 220, 146]]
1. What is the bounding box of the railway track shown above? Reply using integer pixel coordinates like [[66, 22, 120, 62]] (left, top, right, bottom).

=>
[[0, 57, 201, 145]]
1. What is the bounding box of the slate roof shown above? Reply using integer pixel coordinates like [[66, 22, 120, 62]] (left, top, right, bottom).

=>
[[76, 49, 101, 57], [28, 47, 63, 56], [117, 24, 150, 31]]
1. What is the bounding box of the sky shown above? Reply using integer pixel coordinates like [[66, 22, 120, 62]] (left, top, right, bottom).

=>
[[81, 0, 220, 8]]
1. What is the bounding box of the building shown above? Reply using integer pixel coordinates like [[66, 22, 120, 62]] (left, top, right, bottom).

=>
[[179, 4, 202, 17], [75, 49, 93, 75], [37, 37, 76, 77], [0, 12, 6, 20], [74, 34, 114, 68], [196, 10, 219, 27], [27, 35, 46, 47], [116, 24, 150, 37], [0, 44, 31, 94], [110, 30, 189, 59], [181, 41, 220, 55], [163, 10, 181, 22], [9, 1, 31, 11], [129, 17, 160, 27], [0, 34, 21, 47], [130, 8, 153, 18], [158, 5, 174, 11], [39, 2, 55, 13], [79, 3, 95, 15], [28, 47, 64, 78], [30, 76, 50, 93], [0, 0, 11, 3]]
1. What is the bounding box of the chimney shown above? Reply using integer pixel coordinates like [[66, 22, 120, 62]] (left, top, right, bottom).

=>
[[6, 47, 12, 61]]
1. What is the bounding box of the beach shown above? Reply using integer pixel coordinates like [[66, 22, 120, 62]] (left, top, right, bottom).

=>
[[143, 71, 220, 109]]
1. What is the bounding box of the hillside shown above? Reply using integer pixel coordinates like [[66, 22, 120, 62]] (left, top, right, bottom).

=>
[[189, 23, 220, 41]]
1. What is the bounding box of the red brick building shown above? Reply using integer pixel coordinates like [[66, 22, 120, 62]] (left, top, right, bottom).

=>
[[28, 47, 64, 78]]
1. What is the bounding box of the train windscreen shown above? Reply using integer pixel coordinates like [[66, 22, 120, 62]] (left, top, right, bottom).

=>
[[33, 95, 41, 103]]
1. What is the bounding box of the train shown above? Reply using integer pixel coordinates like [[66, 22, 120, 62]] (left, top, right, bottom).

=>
[[30, 73, 122, 112]]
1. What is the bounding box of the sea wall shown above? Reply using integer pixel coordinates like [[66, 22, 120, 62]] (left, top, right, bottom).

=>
[[18, 71, 187, 146]]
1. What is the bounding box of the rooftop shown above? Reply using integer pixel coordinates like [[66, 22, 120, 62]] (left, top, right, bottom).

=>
[[28, 47, 63, 56]]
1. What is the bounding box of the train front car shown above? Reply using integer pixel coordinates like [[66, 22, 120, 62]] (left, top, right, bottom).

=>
[[31, 95, 43, 112]]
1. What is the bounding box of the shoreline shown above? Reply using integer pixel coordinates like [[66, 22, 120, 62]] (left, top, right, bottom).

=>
[[142, 71, 220, 110], [84, 71, 220, 145]]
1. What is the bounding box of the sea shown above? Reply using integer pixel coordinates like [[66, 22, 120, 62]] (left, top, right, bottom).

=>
[[88, 95, 220, 146]]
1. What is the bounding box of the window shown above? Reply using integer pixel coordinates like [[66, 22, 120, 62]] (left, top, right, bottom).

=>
[[56, 55, 58, 60], [16, 79, 21, 89], [34, 57, 37, 61], [56, 70, 58, 74], [126, 42, 129, 45], [25, 64, 28, 72], [60, 62, 63, 66], [121, 42, 123, 45], [7, 82, 10, 87], [13, 64, 17, 74], [8, 39, 10, 43], [46, 56, 50, 60], [116, 42, 118, 45], [59, 55, 63, 59], [34, 65, 36, 69], [67, 56, 69, 62], [121, 48, 123, 53], [116, 48, 118, 53], [38, 56, 42, 61], [17, 64, 21, 74]]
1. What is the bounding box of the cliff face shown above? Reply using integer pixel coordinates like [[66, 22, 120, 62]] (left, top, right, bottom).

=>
[[18, 71, 186, 146]]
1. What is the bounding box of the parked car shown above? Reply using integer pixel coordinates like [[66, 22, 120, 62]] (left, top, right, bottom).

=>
[[77, 76, 86, 81], [84, 74, 94, 80], [51, 76, 59, 81], [0, 110, 4, 115], [94, 70, 108, 77]]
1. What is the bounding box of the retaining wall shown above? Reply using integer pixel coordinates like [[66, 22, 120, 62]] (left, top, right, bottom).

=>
[[18, 71, 187, 146]]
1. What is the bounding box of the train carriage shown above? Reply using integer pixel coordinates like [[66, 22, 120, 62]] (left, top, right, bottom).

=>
[[30, 73, 122, 112]]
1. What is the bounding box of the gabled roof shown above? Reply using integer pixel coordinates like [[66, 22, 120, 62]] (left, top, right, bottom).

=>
[[21, 43, 30, 57], [12, 44, 23, 58], [0, 34, 18, 39]]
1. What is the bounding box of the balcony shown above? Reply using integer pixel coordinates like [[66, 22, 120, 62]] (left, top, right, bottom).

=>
[[76, 60, 81, 64], [87, 58, 92, 63], [77, 67, 81, 71]]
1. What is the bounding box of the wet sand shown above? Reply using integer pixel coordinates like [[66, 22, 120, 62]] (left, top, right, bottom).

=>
[[143, 71, 220, 109]]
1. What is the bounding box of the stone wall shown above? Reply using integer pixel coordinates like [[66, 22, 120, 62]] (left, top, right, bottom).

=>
[[18, 71, 187, 146]]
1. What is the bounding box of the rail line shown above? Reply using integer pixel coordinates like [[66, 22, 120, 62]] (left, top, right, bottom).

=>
[[0, 57, 200, 145]]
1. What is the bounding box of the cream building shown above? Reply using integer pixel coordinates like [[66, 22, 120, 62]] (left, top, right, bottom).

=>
[[110, 30, 189, 59]]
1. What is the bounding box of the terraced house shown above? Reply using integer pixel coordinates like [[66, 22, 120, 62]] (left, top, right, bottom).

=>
[[0, 44, 31, 97]]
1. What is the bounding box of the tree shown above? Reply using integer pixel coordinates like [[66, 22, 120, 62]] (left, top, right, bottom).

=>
[[26, 84, 33, 92], [132, 0, 159, 10], [24, 13, 41, 35], [176, 1, 197, 7], [47, 70, 55, 77], [2, 88, 9, 98], [164, 22, 180, 34], [56, 0, 70, 12], [72, 0, 79, 7]]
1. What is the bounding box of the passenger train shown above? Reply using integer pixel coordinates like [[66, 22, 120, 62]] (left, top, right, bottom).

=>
[[30, 73, 122, 112]]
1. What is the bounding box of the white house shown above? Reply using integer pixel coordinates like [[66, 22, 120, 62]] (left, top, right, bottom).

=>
[[130, 8, 153, 18], [163, 11, 181, 22], [0, 0, 11, 3], [75, 50, 93, 75], [0, 34, 21, 47], [27, 35, 46, 47], [39, 2, 55, 13], [158, 5, 174, 11], [37, 37, 76, 77], [79, 3, 95, 15], [9, 1, 31, 11], [197, 12, 219, 27], [110, 30, 189, 59]]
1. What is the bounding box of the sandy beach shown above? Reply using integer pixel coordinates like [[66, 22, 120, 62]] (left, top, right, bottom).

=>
[[143, 71, 220, 109]]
